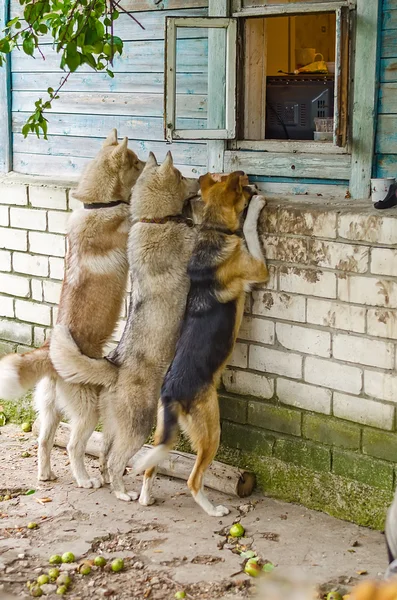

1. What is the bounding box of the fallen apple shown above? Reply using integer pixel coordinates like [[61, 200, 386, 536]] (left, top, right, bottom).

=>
[[37, 575, 50, 586], [48, 568, 60, 582], [21, 422, 32, 433], [56, 586, 68, 595], [327, 593, 343, 600], [94, 556, 107, 568], [111, 558, 124, 572], [27, 522, 38, 530], [244, 558, 261, 577], [61, 552, 75, 563], [49, 555, 63, 565], [229, 523, 245, 538]]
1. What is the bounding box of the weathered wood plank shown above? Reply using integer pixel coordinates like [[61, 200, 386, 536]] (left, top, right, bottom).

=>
[[11, 38, 208, 73], [380, 58, 397, 83], [9, 8, 207, 40], [224, 150, 351, 180], [13, 134, 207, 166], [13, 153, 205, 179], [13, 91, 207, 119], [10, 0, 208, 15], [382, 10, 397, 30], [378, 83, 397, 113], [383, 0, 397, 10], [0, 0, 11, 173], [376, 154, 397, 178], [12, 112, 206, 141], [381, 30, 397, 58], [376, 115, 397, 154], [255, 180, 348, 198], [350, 0, 381, 199], [12, 71, 208, 94]]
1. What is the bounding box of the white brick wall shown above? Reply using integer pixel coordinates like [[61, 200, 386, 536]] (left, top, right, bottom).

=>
[[29, 186, 68, 210], [13, 252, 49, 277], [277, 378, 331, 414], [280, 267, 337, 299], [307, 298, 366, 333], [333, 391, 394, 430], [364, 370, 397, 402], [338, 274, 397, 308], [276, 323, 331, 357], [250, 345, 302, 379], [15, 300, 51, 326], [0, 183, 28, 205], [252, 290, 306, 322], [304, 356, 362, 395], [0, 250, 11, 272], [29, 232, 66, 257], [333, 333, 394, 369], [371, 248, 397, 277], [0, 273, 30, 298], [228, 343, 248, 369], [0, 205, 8, 226], [309, 240, 369, 273], [223, 369, 274, 399], [0, 227, 27, 251], [367, 309, 397, 339], [238, 316, 275, 344], [0, 295, 14, 318], [10, 207, 46, 231]]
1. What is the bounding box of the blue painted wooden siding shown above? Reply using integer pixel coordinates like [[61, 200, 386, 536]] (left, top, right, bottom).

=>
[[375, 0, 397, 177], [9, 4, 209, 177], [0, 0, 11, 173]]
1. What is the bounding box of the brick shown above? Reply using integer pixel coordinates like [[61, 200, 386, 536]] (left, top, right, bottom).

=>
[[49, 257, 65, 280], [48, 210, 70, 234], [367, 309, 397, 339], [0, 295, 14, 318], [309, 240, 369, 273], [15, 300, 51, 326], [221, 421, 274, 455], [31, 279, 43, 302], [276, 323, 331, 357], [249, 345, 302, 379], [333, 449, 393, 490], [371, 248, 397, 277], [29, 186, 68, 210], [333, 392, 394, 430], [274, 438, 331, 472], [363, 429, 397, 462], [338, 274, 397, 308], [10, 207, 46, 231], [29, 232, 65, 257], [247, 401, 301, 436], [333, 333, 394, 369], [219, 395, 247, 424], [34, 326, 46, 347], [0, 318, 32, 345], [364, 370, 397, 402], [0, 340, 15, 355], [265, 235, 307, 264], [68, 191, 80, 211], [238, 316, 274, 344], [52, 306, 59, 324], [278, 207, 337, 238], [0, 183, 28, 205], [307, 298, 365, 333], [228, 343, 248, 368], [0, 273, 29, 298], [252, 290, 305, 322], [244, 294, 251, 314], [0, 227, 27, 251], [222, 369, 274, 400], [13, 252, 49, 277], [303, 413, 360, 449], [259, 205, 277, 234], [338, 213, 397, 245], [280, 267, 336, 299], [0, 205, 8, 226], [0, 250, 11, 272], [305, 357, 362, 394], [43, 280, 62, 304], [277, 378, 331, 415]]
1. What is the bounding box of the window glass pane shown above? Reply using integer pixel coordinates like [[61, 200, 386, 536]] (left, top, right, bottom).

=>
[[175, 26, 226, 130]]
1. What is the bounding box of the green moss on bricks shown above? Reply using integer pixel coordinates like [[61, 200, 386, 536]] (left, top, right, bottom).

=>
[[303, 413, 361, 450], [219, 394, 247, 424], [363, 429, 397, 462], [0, 392, 35, 424], [218, 446, 392, 530], [333, 449, 394, 491], [247, 401, 301, 436], [221, 421, 274, 455], [274, 438, 331, 473]]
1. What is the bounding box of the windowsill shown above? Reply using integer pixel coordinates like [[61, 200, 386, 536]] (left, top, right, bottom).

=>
[[230, 140, 350, 154], [0, 171, 78, 188]]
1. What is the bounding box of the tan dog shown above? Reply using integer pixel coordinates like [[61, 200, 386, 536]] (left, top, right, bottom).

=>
[[0, 130, 145, 488], [49, 152, 200, 501], [135, 174, 268, 516]]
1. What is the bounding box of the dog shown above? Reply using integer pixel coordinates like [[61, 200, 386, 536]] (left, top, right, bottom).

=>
[[0, 130, 145, 488], [49, 151, 200, 501], [134, 173, 269, 516]]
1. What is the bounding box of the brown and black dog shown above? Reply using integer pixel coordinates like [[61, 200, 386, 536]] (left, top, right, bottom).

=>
[[136, 171, 268, 516]]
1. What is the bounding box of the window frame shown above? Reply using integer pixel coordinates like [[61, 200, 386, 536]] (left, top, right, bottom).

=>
[[164, 16, 238, 143], [232, 0, 354, 152]]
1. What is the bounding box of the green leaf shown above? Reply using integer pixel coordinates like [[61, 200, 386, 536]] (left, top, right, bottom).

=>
[[22, 36, 35, 56], [38, 24, 48, 34], [262, 563, 275, 573], [106, 69, 114, 78], [21, 123, 31, 137], [111, 10, 119, 21], [65, 50, 81, 72], [0, 39, 11, 54], [25, 489, 36, 495], [47, 87, 54, 94], [6, 17, 20, 27], [240, 551, 256, 559]]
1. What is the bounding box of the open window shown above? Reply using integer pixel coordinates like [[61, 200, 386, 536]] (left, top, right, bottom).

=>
[[164, 17, 237, 142]]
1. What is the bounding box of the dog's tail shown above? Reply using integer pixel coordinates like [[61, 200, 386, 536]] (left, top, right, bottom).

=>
[[135, 396, 179, 473], [0, 343, 53, 400], [49, 325, 118, 387]]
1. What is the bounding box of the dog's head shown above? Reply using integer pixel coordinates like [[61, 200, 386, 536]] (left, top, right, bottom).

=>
[[131, 151, 200, 219], [72, 129, 145, 205], [199, 171, 251, 229]]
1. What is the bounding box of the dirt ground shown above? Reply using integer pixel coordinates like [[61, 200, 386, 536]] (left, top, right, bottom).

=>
[[0, 425, 388, 600]]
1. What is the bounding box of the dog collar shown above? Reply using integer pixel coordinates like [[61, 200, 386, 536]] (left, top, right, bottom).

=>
[[200, 224, 243, 237], [138, 215, 194, 228], [84, 200, 130, 210]]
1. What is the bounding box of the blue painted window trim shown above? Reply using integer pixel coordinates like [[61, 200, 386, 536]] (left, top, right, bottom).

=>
[[0, 0, 12, 173]]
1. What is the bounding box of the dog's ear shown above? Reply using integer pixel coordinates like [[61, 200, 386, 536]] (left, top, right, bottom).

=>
[[103, 129, 118, 148], [110, 137, 129, 164], [145, 151, 158, 169], [226, 171, 243, 196], [199, 173, 216, 197], [159, 151, 174, 172]]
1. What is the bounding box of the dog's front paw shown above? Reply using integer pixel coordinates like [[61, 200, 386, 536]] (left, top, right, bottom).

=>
[[139, 493, 156, 507], [77, 476, 102, 489], [250, 194, 267, 210], [38, 469, 57, 482], [211, 504, 230, 517]]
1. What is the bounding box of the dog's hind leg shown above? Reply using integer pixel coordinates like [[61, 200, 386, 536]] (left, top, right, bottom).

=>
[[181, 389, 229, 517], [107, 433, 147, 501], [36, 376, 61, 481], [139, 402, 164, 506]]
